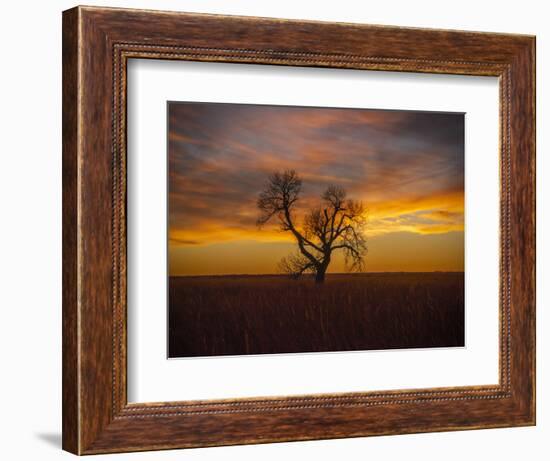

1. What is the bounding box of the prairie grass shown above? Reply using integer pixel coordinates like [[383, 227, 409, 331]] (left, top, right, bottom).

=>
[[168, 272, 464, 358]]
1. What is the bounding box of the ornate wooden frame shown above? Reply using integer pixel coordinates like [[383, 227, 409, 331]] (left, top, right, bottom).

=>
[[62, 5, 536, 455]]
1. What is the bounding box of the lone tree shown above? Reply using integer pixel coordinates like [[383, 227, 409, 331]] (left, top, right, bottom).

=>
[[257, 170, 367, 283]]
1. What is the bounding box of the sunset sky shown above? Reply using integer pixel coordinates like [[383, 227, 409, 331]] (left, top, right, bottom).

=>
[[168, 102, 464, 275]]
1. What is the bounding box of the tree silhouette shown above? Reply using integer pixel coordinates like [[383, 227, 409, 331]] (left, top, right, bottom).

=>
[[257, 170, 367, 283]]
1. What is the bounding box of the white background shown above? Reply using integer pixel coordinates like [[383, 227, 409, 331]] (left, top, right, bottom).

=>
[[0, 1, 546, 460], [128, 61, 499, 402]]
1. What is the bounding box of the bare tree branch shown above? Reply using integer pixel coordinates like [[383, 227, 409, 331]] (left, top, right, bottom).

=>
[[277, 252, 316, 279], [257, 170, 368, 283]]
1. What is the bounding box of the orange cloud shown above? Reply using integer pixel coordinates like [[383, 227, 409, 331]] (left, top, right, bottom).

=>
[[168, 102, 464, 275]]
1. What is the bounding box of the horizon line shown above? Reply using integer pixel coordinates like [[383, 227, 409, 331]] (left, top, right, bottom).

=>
[[170, 270, 465, 278]]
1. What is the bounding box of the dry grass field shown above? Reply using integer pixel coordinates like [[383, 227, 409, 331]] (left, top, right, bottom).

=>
[[168, 272, 464, 358]]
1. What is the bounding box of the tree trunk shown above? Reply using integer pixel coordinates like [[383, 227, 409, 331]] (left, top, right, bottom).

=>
[[315, 266, 327, 284]]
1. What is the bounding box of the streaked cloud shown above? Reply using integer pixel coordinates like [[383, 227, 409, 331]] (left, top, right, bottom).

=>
[[168, 102, 464, 274]]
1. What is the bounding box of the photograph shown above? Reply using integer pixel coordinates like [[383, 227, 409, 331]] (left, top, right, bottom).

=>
[[167, 102, 465, 358], [43, 2, 537, 456]]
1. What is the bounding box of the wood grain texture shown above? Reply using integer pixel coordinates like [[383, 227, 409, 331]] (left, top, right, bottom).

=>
[[62, 7, 79, 454], [62, 5, 536, 455]]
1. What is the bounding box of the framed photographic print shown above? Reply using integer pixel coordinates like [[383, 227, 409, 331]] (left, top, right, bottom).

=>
[[62, 6, 535, 455]]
